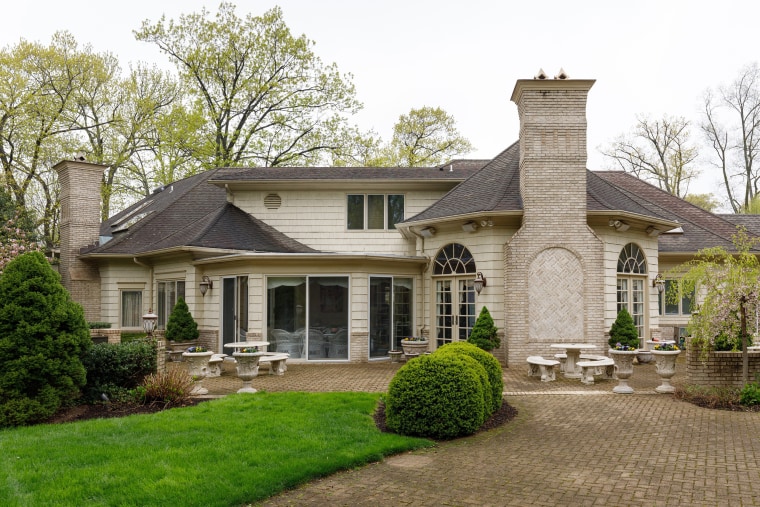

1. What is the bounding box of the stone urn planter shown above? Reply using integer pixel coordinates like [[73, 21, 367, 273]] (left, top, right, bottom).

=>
[[232, 351, 263, 393], [388, 350, 403, 363], [651, 348, 681, 393], [636, 349, 653, 364], [401, 339, 429, 359], [182, 349, 214, 395], [167, 340, 199, 362], [609, 349, 638, 394]]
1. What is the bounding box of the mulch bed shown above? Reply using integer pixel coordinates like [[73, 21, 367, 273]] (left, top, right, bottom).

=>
[[46, 399, 207, 424]]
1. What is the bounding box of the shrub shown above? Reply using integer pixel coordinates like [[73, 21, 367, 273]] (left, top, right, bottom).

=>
[[740, 379, 760, 406], [0, 252, 91, 427], [165, 297, 199, 342], [81, 339, 157, 402], [385, 353, 486, 439], [608, 307, 639, 349], [88, 322, 112, 329], [137, 368, 194, 407], [713, 332, 753, 352], [467, 306, 500, 351], [435, 341, 503, 415]]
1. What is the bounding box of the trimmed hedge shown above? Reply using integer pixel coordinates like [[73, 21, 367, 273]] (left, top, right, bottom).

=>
[[82, 339, 157, 401], [385, 353, 487, 439], [435, 341, 503, 415]]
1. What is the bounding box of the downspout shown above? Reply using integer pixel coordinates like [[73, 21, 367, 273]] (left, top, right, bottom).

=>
[[133, 257, 154, 311]]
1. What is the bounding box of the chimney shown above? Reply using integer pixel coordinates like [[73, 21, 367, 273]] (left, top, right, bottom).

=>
[[53, 157, 107, 322], [510, 73, 595, 230]]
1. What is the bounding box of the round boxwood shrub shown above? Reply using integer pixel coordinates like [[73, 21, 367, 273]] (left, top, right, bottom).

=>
[[435, 341, 503, 415], [385, 353, 487, 439], [0, 252, 91, 427]]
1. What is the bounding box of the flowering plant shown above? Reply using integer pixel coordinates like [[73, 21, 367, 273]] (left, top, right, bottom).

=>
[[402, 336, 426, 342], [186, 345, 208, 353], [240, 347, 259, 353], [611, 342, 637, 351], [653, 342, 679, 351]]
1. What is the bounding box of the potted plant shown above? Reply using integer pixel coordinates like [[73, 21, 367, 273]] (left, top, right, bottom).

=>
[[232, 346, 264, 393], [182, 345, 214, 395], [608, 308, 639, 394], [400, 336, 429, 358], [165, 298, 200, 360], [651, 342, 681, 393], [467, 306, 500, 352]]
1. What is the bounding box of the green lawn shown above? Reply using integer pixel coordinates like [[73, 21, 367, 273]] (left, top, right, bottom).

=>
[[0, 392, 432, 506]]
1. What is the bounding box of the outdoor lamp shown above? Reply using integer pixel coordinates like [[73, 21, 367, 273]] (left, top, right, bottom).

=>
[[473, 272, 487, 295], [142, 309, 158, 337], [199, 275, 213, 296], [653, 273, 665, 293]]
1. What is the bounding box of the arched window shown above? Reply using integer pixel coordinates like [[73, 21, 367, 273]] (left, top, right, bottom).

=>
[[433, 243, 476, 275], [616, 243, 647, 339]]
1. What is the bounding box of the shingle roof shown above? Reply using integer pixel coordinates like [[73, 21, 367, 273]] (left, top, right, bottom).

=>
[[88, 169, 314, 256], [717, 214, 760, 237]]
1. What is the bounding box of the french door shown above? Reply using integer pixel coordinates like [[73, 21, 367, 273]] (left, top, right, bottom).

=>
[[435, 278, 477, 348], [616, 277, 645, 341], [221, 276, 248, 351]]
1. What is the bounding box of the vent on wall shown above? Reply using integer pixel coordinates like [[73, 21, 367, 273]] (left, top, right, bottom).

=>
[[264, 193, 282, 209]]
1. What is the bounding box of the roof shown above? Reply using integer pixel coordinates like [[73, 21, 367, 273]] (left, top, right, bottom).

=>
[[87, 169, 315, 257]]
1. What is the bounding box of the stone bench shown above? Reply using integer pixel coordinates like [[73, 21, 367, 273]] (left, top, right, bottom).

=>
[[553, 353, 567, 373], [527, 356, 560, 382], [207, 354, 227, 378], [577, 357, 616, 385], [258, 353, 289, 375]]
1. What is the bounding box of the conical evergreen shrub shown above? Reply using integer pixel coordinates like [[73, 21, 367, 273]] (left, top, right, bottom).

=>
[[467, 306, 500, 351], [165, 297, 199, 342], [608, 307, 640, 349]]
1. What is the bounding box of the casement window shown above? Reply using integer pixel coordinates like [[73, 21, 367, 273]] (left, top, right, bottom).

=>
[[157, 280, 186, 330], [658, 280, 694, 316], [347, 194, 404, 230], [121, 290, 143, 328]]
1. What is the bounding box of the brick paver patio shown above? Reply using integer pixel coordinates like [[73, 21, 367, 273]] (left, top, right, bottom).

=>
[[172, 357, 760, 506]]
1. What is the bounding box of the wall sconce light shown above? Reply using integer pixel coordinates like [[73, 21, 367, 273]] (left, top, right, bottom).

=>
[[609, 219, 630, 232], [646, 226, 660, 237], [199, 275, 213, 296], [461, 221, 478, 232], [653, 273, 665, 293], [473, 272, 487, 295], [142, 309, 158, 337], [420, 226, 436, 238]]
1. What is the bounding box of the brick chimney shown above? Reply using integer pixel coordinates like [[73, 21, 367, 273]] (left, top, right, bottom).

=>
[[53, 157, 107, 322], [503, 71, 604, 365]]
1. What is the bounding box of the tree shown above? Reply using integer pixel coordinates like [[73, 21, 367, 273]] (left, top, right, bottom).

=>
[[165, 298, 199, 342], [0, 183, 40, 275], [685, 193, 721, 212], [602, 115, 699, 198], [670, 227, 760, 385], [702, 63, 760, 213], [0, 251, 91, 426], [608, 307, 639, 349], [135, 3, 362, 168], [467, 306, 500, 351], [387, 107, 473, 167]]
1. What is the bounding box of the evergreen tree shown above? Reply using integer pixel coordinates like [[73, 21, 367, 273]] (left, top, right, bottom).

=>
[[467, 306, 500, 351], [165, 297, 199, 342], [608, 307, 639, 349], [0, 251, 90, 426]]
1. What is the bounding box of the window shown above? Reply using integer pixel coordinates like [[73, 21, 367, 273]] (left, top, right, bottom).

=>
[[659, 280, 694, 316], [616, 243, 647, 339], [121, 290, 143, 328], [157, 280, 186, 330], [369, 276, 413, 358], [347, 194, 404, 230]]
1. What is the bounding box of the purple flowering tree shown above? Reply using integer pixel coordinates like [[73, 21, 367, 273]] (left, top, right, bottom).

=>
[[0, 213, 41, 276]]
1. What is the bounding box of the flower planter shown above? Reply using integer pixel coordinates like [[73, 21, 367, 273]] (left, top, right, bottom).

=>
[[388, 350, 403, 363], [168, 340, 199, 362], [182, 350, 214, 395], [652, 349, 681, 393], [636, 350, 653, 364], [232, 352, 263, 393], [609, 349, 638, 394], [401, 340, 429, 359]]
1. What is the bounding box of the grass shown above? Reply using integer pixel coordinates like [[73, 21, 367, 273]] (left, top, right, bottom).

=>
[[0, 392, 432, 506]]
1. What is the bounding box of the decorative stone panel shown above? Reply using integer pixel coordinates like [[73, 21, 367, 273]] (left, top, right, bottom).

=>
[[528, 248, 584, 340]]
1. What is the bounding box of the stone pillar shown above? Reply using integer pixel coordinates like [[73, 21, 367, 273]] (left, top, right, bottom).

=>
[[53, 158, 107, 322]]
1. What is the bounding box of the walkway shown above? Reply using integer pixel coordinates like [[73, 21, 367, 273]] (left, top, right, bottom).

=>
[[176, 358, 760, 506]]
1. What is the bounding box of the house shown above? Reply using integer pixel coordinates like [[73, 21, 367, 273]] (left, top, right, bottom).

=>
[[55, 73, 752, 366]]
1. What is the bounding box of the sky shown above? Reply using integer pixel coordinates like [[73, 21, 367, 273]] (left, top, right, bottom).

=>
[[4, 0, 760, 201]]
